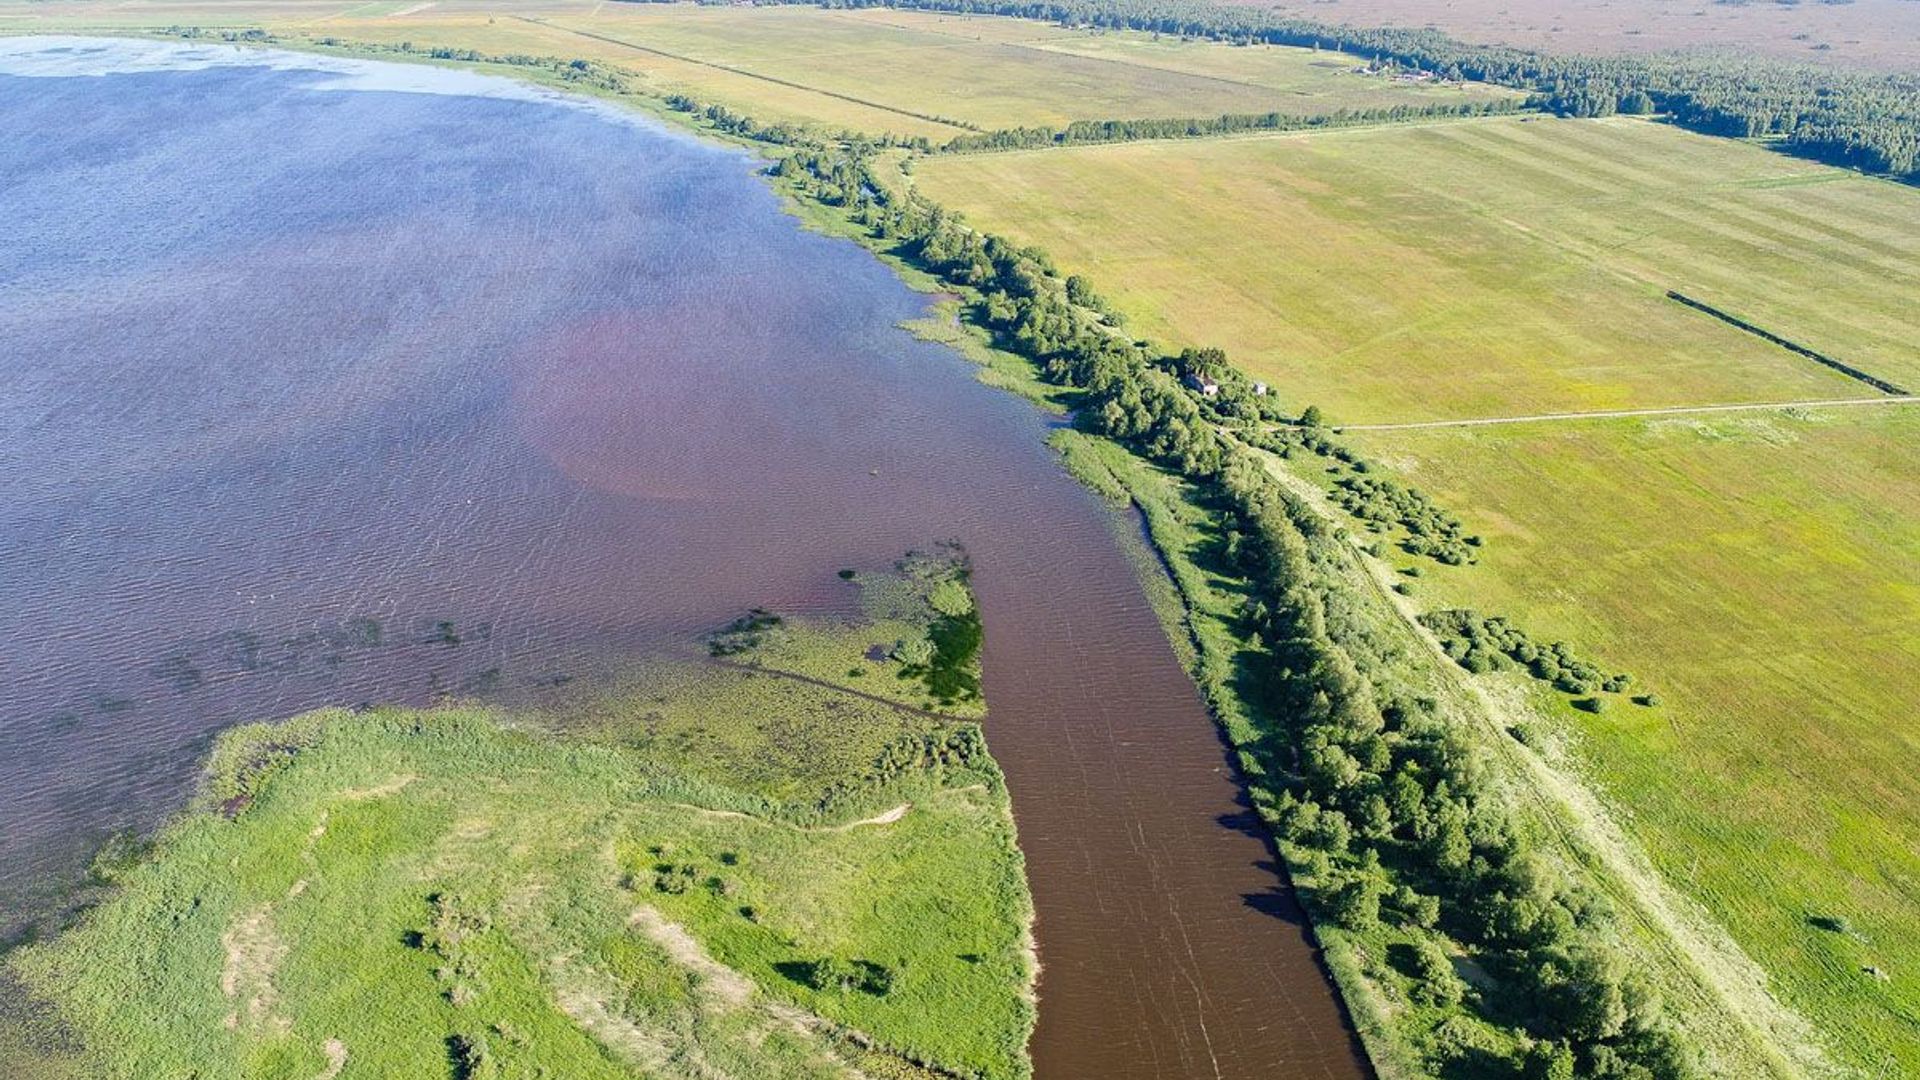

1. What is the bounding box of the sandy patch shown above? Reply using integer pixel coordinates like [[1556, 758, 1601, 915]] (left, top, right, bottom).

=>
[[629, 906, 754, 1008], [314, 1038, 347, 1080], [220, 906, 289, 1033], [341, 773, 417, 800]]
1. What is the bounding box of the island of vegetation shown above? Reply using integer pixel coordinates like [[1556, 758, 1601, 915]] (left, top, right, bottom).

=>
[[5, 553, 1031, 1080]]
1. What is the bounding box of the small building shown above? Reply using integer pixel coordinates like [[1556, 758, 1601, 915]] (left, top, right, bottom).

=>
[[1183, 371, 1219, 397], [1252, 382, 1269, 397]]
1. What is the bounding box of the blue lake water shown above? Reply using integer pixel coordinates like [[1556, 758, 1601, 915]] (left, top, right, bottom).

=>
[[0, 38, 1363, 1077]]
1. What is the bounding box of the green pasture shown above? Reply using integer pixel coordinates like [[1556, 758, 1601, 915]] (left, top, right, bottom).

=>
[[915, 115, 1918, 423], [1337, 405, 1920, 1074]]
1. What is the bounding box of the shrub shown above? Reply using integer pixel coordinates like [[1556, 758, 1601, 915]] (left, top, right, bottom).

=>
[[1406, 939, 1463, 1007], [927, 578, 974, 617], [803, 957, 896, 996], [1323, 868, 1386, 929], [889, 637, 935, 666], [1522, 1040, 1576, 1080]]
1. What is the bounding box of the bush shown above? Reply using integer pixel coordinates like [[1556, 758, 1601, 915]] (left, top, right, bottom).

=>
[[1390, 885, 1441, 930], [1522, 1040, 1576, 1080], [802, 957, 896, 996], [1406, 939, 1463, 1007], [927, 578, 975, 617], [889, 637, 935, 667], [1323, 868, 1386, 929]]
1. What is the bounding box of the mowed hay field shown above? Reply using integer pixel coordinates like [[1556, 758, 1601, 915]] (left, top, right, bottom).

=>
[[2, 0, 1512, 137], [914, 115, 1920, 423], [1348, 406, 1920, 1074]]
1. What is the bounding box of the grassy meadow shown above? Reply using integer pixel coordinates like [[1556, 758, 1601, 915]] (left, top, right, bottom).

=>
[[914, 115, 1920, 422], [6, 562, 1031, 1079], [1329, 405, 1920, 1074]]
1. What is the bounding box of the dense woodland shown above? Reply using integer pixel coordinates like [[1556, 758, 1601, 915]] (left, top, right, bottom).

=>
[[720, 0, 1920, 177], [769, 142, 1700, 1077]]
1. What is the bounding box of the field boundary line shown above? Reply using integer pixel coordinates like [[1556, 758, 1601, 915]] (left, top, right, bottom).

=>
[[1665, 291, 1911, 396], [1335, 395, 1919, 432], [513, 15, 977, 132], [940, 108, 1525, 156]]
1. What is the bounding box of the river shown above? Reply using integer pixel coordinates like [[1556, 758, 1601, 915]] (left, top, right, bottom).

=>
[[0, 37, 1364, 1078]]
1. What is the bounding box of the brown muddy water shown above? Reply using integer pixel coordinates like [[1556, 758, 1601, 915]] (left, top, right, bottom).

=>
[[0, 38, 1364, 1078]]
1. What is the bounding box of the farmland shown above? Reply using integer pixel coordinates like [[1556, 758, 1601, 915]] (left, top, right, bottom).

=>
[[914, 114, 1920, 423], [916, 110, 1920, 1072], [2, 0, 1513, 137], [1344, 405, 1920, 1073]]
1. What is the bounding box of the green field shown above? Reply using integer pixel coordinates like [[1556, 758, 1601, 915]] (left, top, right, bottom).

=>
[[5, 562, 1032, 1080], [1335, 405, 1920, 1073], [915, 115, 1920, 423], [4, 0, 1513, 137], [913, 110, 1920, 1072]]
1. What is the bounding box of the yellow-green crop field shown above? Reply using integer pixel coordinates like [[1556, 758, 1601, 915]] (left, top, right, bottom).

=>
[[918, 113, 1920, 1072], [914, 115, 1920, 422], [4, 0, 1513, 138]]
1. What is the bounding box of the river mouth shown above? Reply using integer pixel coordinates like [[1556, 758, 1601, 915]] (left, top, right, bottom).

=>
[[0, 38, 1364, 1078]]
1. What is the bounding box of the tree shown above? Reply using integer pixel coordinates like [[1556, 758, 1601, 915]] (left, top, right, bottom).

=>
[[1323, 866, 1386, 928], [1406, 938, 1463, 1007], [1522, 1040, 1576, 1080]]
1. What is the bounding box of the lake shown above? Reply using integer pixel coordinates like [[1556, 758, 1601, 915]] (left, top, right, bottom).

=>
[[0, 37, 1364, 1078]]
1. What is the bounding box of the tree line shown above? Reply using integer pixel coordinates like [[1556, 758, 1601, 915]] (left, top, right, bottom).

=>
[[712, 0, 1920, 178], [939, 98, 1524, 152]]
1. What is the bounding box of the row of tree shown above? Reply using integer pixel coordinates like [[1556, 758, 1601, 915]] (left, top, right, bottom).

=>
[[727, 0, 1920, 178], [939, 98, 1524, 152], [775, 146, 1698, 1076]]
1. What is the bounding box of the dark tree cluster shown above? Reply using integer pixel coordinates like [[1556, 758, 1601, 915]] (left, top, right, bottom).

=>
[[1420, 610, 1640, 700], [1217, 462, 1694, 1078], [1329, 473, 1479, 565]]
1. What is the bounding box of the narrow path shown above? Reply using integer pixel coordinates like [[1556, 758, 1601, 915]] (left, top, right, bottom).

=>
[[513, 16, 976, 132], [1334, 394, 1918, 432]]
